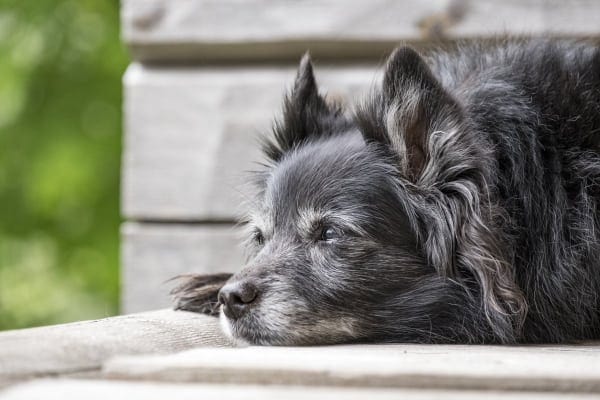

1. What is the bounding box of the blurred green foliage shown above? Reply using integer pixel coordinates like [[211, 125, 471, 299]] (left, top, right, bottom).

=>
[[0, 0, 126, 329]]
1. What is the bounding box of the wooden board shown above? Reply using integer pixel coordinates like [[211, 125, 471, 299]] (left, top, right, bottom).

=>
[[0, 310, 229, 388], [104, 344, 600, 393], [121, 222, 244, 313], [122, 63, 376, 221], [121, 0, 600, 62], [3, 380, 600, 400]]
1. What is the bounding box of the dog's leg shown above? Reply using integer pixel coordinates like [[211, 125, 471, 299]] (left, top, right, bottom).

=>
[[170, 273, 233, 316]]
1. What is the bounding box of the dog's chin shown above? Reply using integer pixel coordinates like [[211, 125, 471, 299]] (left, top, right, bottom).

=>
[[218, 311, 290, 346], [217, 305, 276, 346], [218, 303, 317, 346], [218, 305, 361, 346], [218, 311, 252, 346]]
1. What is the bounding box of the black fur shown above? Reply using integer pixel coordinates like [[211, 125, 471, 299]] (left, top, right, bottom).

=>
[[173, 39, 600, 345], [171, 273, 233, 315]]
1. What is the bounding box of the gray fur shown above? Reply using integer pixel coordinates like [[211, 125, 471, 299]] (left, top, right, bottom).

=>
[[174, 39, 600, 345]]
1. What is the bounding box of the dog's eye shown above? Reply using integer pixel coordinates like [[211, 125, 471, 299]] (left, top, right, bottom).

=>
[[253, 230, 265, 245], [319, 226, 340, 242]]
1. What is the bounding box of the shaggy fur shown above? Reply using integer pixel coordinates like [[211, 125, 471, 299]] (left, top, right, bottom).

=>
[[173, 39, 600, 345]]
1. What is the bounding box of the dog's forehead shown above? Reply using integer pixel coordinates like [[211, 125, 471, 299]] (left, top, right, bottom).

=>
[[255, 133, 392, 230], [268, 135, 364, 199]]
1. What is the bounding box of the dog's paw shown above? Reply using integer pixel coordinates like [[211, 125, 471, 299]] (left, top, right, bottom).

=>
[[170, 273, 233, 316]]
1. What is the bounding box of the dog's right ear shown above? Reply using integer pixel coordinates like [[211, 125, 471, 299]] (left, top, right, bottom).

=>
[[262, 53, 351, 162]]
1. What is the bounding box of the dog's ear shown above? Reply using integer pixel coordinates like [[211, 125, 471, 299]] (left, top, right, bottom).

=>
[[262, 53, 351, 162], [359, 47, 527, 340], [171, 273, 233, 315], [358, 47, 463, 181]]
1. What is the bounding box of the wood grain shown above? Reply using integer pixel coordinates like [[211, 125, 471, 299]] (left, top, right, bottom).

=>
[[0, 310, 229, 387], [104, 344, 600, 392], [121, 0, 600, 62], [4, 379, 600, 400]]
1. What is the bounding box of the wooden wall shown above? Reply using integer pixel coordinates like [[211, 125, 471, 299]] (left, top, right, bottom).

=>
[[120, 0, 600, 312]]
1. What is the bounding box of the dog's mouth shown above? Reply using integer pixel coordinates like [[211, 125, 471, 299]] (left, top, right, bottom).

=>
[[217, 294, 292, 345], [218, 303, 279, 345], [217, 298, 361, 346]]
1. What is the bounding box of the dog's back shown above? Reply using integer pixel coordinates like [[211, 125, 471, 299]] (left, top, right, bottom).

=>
[[428, 40, 600, 342]]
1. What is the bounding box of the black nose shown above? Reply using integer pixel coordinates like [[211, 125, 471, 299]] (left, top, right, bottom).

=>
[[218, 280, 258, 319]]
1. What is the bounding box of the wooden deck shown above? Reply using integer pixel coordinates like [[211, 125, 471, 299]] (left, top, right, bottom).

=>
[[7, 381, 600, 400], [1, 310, 600, 398], [104, 345, 600, 392]]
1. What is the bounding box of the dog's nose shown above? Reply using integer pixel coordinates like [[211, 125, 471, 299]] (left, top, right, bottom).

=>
[[218, 281, 258, 319]]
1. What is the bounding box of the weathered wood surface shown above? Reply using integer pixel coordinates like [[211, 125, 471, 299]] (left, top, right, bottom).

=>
[[121, 0, 600, 62], [121, 222, 244, 313], [122, 63, 376, 221], [104, 344, 600, 393], [4, 380, 600, 400], [0, 310, 229, 388]]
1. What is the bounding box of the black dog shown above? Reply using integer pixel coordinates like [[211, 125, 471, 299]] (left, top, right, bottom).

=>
[[173, 39, 600, 345]]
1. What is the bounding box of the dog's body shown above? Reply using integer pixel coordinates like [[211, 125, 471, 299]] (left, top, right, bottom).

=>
[[173, 39, 600, 345]]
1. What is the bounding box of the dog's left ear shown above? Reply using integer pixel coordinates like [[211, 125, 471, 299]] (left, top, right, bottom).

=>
[[262, 53, 351, 162], [360, 48, 527, 341], [358, 47, 464, 181]]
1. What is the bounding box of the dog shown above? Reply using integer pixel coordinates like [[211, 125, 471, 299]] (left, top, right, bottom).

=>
[[172, 39, 600, 345]]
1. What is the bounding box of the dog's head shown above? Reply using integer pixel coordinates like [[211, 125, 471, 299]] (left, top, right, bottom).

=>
[[218, 49, 525, 345]]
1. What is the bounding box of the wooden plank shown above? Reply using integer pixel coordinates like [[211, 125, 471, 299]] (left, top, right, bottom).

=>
[[121, 0, 444, 62], [121, 0, 600, 62], [452, 0, 600, 38], [122, 64, 376, 221], [121, 222, 244, 313], [0, 310, 230, 387], [104, 345, 600, 393], [3, 380, 600, 400]]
